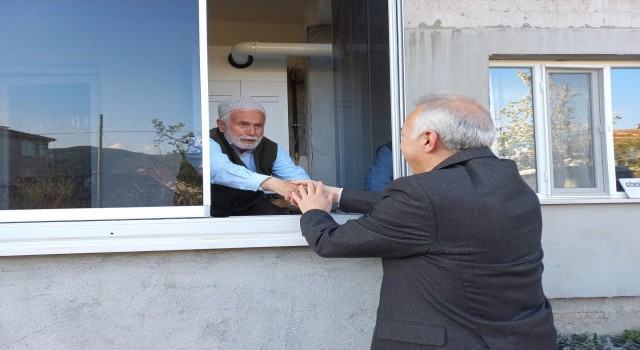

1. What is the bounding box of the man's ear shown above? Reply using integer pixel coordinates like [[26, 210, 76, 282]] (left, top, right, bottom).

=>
[[423, 131, 437, 152], [217, 119, 225, 132]]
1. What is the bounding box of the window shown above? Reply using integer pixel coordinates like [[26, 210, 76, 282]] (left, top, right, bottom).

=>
[[489, 67, 537, 191], [490, 62, 640, 199], [0, 0, 206, 219], [611, 68, 640, 191], [0, 0, 405, 256], [21, 141, 46, 157], [546, 69, 605, 194]]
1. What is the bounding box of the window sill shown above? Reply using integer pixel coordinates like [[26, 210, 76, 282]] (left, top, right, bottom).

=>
[[0, 214, 357, 257], [3, 196, 640, 257], [539, 197, 640, 205]]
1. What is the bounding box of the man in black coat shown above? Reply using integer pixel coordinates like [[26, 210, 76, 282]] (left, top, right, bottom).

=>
[[290, 94, 556, 349]]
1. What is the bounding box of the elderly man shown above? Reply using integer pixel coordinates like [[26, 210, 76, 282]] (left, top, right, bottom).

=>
[[190, 97, 309, 217], [291, 94, 556, 349]]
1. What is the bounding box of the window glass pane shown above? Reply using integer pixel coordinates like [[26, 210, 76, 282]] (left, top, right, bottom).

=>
[[611, 68, 640, 192], [547, 72, 597, 189], [489, 68, 537, 191], [0, 0, 202, 210]]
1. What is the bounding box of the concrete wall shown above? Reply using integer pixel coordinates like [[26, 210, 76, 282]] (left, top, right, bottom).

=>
[[0, 248, 381, 349], [2, 243, 640, 349], [542, 204, 640, 298], [402, 0, 640, 108]]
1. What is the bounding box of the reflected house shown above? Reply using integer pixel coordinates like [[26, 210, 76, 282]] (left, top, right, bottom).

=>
[[0, 126, 56, 209]]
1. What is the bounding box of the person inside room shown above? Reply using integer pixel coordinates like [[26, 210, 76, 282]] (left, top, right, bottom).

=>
[[186, 97, 309, 217]]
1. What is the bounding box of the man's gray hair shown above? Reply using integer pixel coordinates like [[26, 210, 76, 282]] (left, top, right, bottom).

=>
[[218, 97, 266, 122], [411, 93, 495, 152]]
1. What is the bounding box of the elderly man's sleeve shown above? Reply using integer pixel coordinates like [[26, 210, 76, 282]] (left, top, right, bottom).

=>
[[300, 178, 436, 258], [209, 140, 269, 191], [271, 145, 310, 180], [365, 144, 393, 192]]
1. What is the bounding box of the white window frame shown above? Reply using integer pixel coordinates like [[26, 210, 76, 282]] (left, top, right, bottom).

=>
[[542, 67, 607, 196], [0, 0, 406, 256], [490, 60, 640, 204]]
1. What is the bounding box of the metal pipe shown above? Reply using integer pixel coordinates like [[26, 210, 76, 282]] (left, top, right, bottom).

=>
[[228, 42, 333, 68]]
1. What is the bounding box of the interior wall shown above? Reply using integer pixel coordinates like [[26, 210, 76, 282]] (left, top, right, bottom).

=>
[[208, 21, 305, 46], [207, 46, 290, 151], [207, 19, 311, 170]]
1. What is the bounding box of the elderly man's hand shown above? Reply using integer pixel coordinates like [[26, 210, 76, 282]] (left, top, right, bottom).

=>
[[290, 181, 336, 213], [260, 177, 298, 198], [290, 180, 341, 204]]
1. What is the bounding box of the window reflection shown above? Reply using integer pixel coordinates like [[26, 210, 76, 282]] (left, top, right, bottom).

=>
[[547, 72, 597, 189], [489, 68, 537, 191], [0, 0, 202, 210], [611, 68, 640, 192]]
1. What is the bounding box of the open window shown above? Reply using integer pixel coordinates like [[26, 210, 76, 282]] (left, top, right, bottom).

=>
[[0, 0, 404, 255], [206, 0, 394, 213]]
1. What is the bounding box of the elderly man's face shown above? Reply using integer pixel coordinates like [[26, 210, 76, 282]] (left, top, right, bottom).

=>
[[218, 109, 266, 150]]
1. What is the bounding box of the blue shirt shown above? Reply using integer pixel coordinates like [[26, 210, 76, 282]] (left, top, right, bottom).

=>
[[185, 136, 309, 191], [365, 142, 393, 192]]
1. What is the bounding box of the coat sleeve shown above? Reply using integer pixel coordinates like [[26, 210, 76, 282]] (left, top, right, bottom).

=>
[[300, 179, 437, 258], [338, 189, 384, 214]]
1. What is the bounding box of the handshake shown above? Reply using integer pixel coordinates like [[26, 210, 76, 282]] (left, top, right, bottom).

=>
[[261, 178, 341, 214]]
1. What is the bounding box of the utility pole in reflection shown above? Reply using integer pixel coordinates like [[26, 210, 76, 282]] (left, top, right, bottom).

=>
[[96, 114, 103, 207]]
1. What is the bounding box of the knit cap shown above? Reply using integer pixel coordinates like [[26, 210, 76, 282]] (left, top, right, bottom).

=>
[[218, 97, 266, 118]]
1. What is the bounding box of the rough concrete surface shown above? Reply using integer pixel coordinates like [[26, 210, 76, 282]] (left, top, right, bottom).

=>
[[1, 248, 639, 349], [0, 248, 381, 350]]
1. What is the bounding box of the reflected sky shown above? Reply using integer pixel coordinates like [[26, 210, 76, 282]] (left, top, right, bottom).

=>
[[0, 0, 201, 153], [612, 68, 640, 130], [489, 67, 532, 123]]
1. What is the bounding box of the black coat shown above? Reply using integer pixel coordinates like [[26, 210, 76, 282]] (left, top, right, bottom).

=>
[[300, 147, 556, 349]]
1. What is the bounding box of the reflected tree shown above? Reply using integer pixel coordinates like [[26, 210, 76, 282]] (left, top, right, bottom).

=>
[[547, 77, 593, 168], [494, 71, 536, 173], [150, 118, 202, 205]]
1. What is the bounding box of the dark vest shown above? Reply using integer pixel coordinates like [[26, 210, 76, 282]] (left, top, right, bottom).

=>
[[210, 128, 278, 217]]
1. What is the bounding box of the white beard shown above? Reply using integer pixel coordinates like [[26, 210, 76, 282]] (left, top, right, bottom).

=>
[[224, 131, 263, 152]]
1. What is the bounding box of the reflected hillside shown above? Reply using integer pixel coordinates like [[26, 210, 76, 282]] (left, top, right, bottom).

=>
[[6, 145, 202, 210]]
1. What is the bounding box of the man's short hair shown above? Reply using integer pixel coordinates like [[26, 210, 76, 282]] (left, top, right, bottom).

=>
[[218, 97, 266, 121], [412, 93, 495, 152]]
